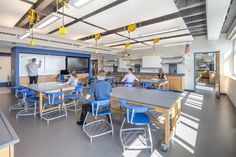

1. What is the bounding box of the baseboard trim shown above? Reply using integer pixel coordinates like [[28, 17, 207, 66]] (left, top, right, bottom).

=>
[[0, 82, 9, 87]]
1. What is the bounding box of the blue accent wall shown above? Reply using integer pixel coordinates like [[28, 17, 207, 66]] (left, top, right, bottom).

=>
[[0, 82, 8, 87], [11, 46, 91, 86]]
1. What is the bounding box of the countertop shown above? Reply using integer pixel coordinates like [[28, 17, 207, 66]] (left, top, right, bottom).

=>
[[165, 73, 185, 76], [107, 72, 185, 77], [0, 111, 19, 149]]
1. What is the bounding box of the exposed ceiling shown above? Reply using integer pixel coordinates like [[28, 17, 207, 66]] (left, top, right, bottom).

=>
[[0, 0, 235, 54]]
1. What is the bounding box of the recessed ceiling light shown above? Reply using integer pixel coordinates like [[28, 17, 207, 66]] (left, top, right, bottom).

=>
[[70, 0, 93, 8], [18, 31, 31, 40], [140, 27, 180, 37], [33, 12, 62, 30]]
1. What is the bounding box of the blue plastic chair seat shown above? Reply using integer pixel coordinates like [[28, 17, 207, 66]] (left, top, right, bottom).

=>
[[25, 97, 39, 103], [140, 82, 153, 88], [46, 98, 65, 106], [66, 95, 81, 100], [16, 94, 23, 99], [127, 113, 150, 124], [26, 90, 36, 97]]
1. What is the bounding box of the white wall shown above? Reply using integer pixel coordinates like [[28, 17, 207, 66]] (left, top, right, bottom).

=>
[[0, 47, 11, 84], [126, 34, 232, 91], [224, 76, 236, 107]]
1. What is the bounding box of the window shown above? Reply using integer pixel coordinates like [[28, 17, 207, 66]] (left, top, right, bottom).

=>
[[234, 39, 236, 75]]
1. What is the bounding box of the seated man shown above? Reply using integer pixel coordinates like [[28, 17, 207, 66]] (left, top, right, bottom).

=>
[[121, 68, 139, 83], [77, 70, 112, 126]]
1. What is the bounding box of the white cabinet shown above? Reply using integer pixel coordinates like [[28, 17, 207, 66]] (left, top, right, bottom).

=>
[[119, 58, 128, 69], [142, 56, 162, 68]]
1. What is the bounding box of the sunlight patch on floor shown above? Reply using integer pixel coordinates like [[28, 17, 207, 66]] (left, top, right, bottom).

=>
[[172, 92, 203, 154], [196, 85, 214, 91], [184, 93, 204, 110]]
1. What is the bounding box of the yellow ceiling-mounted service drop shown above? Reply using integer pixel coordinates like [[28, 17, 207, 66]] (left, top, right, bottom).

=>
[[153, 38, 160, 44], [153, 38, 160, 55], [58, 0, 69, 35], [28, 9, 40, 46], [127, 23, 137, 33], [28, 9, 40, 26], [125, 43, 132, 50], [124, 23, 137, 51], [94, 33, 101, 53]]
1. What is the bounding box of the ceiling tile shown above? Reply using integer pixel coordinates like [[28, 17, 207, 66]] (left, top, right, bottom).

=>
[[35, 16, 74, 34], [85, 0, 179, 30], [59, 0, 117, 19], [0, 0, 32, 28], [50, 21, 104, 40]]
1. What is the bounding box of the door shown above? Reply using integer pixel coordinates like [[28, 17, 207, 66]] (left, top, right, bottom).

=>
[[0, 56, 11, 85], [215, 52, 220, 98]]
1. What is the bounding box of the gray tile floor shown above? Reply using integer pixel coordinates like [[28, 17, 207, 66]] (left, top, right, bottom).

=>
[[0, 89, 235, 157]]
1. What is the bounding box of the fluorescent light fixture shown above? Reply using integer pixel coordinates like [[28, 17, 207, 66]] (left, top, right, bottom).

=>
[[34, 12, 62, 30], [18, 31, 31, 40], [70, 0, 93, 8], [162, 41, 192, 47], [140, 27, 180, 37], [132, 46, 152, 50]]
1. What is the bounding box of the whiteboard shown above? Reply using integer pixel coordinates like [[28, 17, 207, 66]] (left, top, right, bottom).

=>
[[44, 55, 66, 75], [142, 56, 162, 68], [19, 53, 45, 76]]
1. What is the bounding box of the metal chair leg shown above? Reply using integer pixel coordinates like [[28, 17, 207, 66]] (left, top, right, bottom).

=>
[[74, 100, 77, 111], [83, 112, 89, 133], [147, 124, 153, 153], [109, 114, 114, 136], [64, 105, 68, 119], [120, 118, 126, 152], [34, 102, 37, 118]]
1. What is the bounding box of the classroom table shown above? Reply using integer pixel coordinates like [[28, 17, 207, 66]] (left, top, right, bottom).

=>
[[0, 111, 19, 157], [139, 78, 169, 89], [110, 86, 181, 149], [24, 82, 75, 119]]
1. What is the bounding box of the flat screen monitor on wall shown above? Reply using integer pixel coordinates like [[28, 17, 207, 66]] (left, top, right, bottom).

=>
[[66, 57, 89, 73]]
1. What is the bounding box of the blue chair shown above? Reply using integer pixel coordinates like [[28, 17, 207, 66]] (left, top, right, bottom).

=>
[[87, 77, 96, 85], [16, 88, 39, 119], [59, 75, 68, 83], [9, 86, 26, 111], [65, 86, 84, 112], [76, 83, 85, 100], [42, 92, 67, 125], [120, 99, 153, 152], [124, 82, 133, 87], [140, 82, 153, 88], [83, 99, 113, 143]]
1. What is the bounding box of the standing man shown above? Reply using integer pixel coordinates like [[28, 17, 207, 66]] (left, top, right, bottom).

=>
[[28, 58, 41, 84]]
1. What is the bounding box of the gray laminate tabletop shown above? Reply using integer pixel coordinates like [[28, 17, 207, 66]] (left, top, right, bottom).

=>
[[140, 78, 168, 84], [24, 82, 75, 92], [110, 86, 181, 109], [0, 111, 19, 149]]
